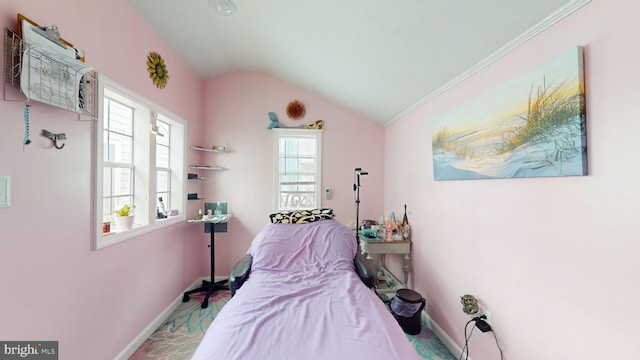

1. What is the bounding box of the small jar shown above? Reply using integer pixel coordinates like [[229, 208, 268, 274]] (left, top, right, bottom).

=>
[[102, 222, 111, 234]]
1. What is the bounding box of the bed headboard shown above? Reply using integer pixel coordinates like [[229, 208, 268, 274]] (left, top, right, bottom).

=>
[[269, 208, 334, 224]]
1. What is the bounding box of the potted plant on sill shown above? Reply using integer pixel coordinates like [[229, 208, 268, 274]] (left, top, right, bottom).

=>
[[114, 204, 135, 232]]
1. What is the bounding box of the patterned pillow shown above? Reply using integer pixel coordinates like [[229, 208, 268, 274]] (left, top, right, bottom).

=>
[[269, 208, 335, 224]]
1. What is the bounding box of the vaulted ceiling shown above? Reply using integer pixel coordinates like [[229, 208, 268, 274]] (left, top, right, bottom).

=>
[[126, 0, 589, 125]]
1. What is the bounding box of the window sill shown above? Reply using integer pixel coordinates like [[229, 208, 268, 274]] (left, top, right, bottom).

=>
[[95, 214, 185, 250]]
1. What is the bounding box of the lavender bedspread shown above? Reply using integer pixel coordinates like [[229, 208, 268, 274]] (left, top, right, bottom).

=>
[[191, 219, 419, 360]]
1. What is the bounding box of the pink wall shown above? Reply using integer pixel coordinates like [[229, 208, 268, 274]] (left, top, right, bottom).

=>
[[8, 1, 634, 359], [201, 71, 385, 273], [385, 0, 640, 359], [0, 2, 383, 358], [0, 1, 207, 359]]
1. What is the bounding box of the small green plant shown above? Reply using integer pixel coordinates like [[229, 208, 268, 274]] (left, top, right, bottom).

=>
[[115, 204, 135, 217]]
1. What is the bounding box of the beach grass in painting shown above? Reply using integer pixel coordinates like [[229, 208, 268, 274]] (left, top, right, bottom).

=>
[[432, 47, 587, 180]]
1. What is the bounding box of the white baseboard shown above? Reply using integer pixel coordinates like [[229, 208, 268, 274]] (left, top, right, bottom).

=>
[[379, 267, 467, 359], [114, 276, 219, 360], [421, 311, 470, 360]]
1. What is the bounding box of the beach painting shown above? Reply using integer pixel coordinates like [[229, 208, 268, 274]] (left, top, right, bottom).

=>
[[432, 46, 587, 181]]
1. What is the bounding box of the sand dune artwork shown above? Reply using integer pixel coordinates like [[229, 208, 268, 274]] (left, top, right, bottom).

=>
[[432, 46, 587, 181]]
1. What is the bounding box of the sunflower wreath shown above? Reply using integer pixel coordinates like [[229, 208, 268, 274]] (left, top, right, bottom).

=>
[[147, 51, 169, 89]]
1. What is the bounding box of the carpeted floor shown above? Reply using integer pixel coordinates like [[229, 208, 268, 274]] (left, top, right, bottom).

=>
[[129, 290, 456, 360]]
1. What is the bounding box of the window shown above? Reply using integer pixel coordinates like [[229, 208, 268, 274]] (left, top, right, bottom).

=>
[[94, 75, 186, 249], [274, 128, 322, 211], [155, 119, 171, 213], [102, 97, 135, 222]]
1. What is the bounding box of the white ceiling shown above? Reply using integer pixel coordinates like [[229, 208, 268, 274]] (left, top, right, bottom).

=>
[[126, 0, 589, 126]]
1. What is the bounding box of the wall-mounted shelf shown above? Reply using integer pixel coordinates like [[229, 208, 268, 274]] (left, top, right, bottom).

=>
[[190, 165, 228, 171], [3, 28, 97, 119], [187, 193, 205, 200], [189, 145, 229, 177], [187, 173, 206, 180], [191, 146, 227, 153], [4, 28, 22, 92]]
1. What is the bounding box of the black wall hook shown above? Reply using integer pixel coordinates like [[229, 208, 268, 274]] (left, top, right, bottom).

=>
[[41, 129, 66, 149]]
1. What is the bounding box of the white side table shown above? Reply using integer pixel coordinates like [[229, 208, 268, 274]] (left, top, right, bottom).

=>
[[359, 239, 411, 295]]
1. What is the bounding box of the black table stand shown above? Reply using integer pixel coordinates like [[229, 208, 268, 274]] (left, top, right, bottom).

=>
[[183, 221, 229, 309]]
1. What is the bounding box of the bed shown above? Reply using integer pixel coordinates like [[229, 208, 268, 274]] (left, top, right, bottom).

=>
[[191, 209, 420, 360]]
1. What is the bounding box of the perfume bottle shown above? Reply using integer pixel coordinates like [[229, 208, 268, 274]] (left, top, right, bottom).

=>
[[157, 197, 167, 219], [215, 202, 222, 218]]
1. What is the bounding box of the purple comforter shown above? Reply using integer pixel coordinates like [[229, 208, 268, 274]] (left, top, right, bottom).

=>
[[192, 219, 419, 360]]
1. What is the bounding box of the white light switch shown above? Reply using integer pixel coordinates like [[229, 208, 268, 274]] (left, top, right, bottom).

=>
[[0, 176, 10, 208]]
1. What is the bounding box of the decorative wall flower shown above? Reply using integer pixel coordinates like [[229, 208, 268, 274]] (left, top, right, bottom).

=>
[[286, 100, 305, 119], [146, 51, 169, 89]]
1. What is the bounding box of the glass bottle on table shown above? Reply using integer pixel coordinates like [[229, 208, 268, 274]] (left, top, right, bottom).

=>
[[215, 202, 222, 218], [157, 197, 167, 219], [402, 204, 410, 240]]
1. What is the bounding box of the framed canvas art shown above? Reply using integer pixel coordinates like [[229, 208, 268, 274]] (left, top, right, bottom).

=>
[[432, 46, 587, 180]]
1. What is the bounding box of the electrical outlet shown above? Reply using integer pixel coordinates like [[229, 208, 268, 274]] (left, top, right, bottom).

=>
[[478, 304, 492, 326], [461, 294, 492, 327]]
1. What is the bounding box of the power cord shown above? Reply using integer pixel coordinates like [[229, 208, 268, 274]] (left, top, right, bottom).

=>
[[459, 315, 503, 360], [458, 318, 477, 360], [491, 328, 504, 359]]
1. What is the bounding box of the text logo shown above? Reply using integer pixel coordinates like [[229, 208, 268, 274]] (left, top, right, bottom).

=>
[[0, 342, 58, 360]]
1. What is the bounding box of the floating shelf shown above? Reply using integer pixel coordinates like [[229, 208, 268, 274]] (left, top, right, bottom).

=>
[[187, 193, 204, 200], [191, 146, 227, 153], [187, 173, 206, 180], [190, 165, 228, 171]]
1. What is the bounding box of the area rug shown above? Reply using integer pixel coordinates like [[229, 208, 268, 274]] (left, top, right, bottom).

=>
[[129, 290, 456, 360]]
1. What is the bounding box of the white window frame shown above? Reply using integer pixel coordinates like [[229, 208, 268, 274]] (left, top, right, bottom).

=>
[[93, 75, 186, 249], [273, 128, 323, 212], [155, 118, 173, 215]]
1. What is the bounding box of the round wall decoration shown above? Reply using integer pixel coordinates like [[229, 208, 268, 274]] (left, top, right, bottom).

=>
[[146, 51, 169, 89], [286, 100, 305, 119]]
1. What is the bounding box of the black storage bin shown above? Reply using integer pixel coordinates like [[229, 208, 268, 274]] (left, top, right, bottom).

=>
[[390, 288, 426, 335]]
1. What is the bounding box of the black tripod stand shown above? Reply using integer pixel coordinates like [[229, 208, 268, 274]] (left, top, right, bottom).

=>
[[353, 168, 368, 244]]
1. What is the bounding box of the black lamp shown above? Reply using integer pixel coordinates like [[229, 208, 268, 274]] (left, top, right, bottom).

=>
[[353, 168, 368, 244]]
